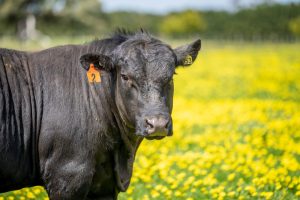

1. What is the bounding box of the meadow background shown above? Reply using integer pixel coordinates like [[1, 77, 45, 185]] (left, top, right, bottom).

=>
[[1, 0, 300, 199]]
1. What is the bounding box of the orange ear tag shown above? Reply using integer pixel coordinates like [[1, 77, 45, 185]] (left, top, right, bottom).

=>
[[87, 63, 101, 83]]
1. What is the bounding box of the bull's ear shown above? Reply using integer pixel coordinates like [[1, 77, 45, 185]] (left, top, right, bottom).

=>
[[80, 53, 113, 71], [174, 39, 201, 67]]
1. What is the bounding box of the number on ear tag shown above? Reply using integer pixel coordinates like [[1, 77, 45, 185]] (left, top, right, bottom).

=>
[[87, 63, 101, 83], [183, 55, 193, 65]]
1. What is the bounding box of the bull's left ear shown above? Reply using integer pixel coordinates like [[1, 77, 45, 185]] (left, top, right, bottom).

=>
[[80, 53, 113, 71], [174, 39, 201, 67]]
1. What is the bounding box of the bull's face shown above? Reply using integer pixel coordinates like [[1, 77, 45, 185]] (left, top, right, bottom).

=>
[[80, 37, 201, 140]]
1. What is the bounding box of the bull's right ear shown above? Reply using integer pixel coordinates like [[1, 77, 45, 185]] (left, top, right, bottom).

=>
[[80, 53, 113, 71]]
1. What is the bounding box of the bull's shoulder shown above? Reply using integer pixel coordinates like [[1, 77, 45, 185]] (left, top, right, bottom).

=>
[[0, 48, 27, 57], [27, 44, 89, 64]]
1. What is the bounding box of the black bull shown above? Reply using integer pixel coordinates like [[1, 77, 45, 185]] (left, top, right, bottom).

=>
[[0, 31, 201, 199]]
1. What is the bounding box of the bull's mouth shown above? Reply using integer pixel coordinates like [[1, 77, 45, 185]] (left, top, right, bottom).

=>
[[145, 136, 166, 140], [136, 127, 173, 140], [144, 130, 173, 140]]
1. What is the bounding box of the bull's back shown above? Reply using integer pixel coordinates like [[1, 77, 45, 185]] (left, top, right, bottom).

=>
[[0, 48, 40, 192]]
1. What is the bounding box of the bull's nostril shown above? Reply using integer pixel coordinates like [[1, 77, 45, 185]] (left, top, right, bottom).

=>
[[145, 119, 154, 129]]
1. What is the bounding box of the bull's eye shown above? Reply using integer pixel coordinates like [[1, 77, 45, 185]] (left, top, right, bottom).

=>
[[121, 74, 129, 81]]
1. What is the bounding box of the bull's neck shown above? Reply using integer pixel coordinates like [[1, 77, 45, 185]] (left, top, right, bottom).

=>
[[109, 88, 143, 191]]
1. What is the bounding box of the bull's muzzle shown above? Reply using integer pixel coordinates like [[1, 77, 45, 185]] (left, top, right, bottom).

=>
[[144, 115, 172, 138]]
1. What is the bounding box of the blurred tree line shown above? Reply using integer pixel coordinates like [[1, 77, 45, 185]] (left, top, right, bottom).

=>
[[0, 0, 299, 41]]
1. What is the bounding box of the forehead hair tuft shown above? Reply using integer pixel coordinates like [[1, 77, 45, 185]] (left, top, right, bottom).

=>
[[111, 28, 161, 44]]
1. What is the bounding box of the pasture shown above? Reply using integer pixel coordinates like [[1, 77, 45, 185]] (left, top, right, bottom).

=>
[[0, 40, 299, 200]]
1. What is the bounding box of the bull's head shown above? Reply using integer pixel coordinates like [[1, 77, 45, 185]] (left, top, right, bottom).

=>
[[80, 35, 201, 140]]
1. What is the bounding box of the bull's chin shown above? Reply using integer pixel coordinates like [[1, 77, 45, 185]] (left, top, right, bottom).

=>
[[145, 136, 166, 140]]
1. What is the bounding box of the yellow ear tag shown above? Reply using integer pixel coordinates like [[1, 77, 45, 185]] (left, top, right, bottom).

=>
[[183, 55, 193, 65], [87, 63, 101, 83]]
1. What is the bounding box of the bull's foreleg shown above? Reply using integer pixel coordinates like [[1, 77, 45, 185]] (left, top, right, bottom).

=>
[[42, 160, 95, 200]]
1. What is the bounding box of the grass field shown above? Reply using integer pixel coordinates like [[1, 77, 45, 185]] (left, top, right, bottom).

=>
[[0, 40, 300, 200]]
